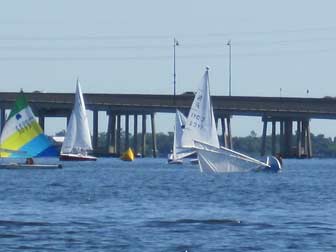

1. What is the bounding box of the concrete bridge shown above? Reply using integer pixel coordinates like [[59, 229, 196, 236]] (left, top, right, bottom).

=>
[[1, 92, 336, 158]]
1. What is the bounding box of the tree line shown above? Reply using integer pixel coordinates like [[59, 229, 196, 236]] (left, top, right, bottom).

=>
[[92, 130, 336, 158]]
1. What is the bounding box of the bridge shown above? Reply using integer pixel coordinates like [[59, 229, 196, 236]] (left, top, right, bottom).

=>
[[1, 92, 336, 158]]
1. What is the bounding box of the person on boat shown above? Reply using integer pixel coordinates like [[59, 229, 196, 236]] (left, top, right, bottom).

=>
[[25, 157, 34, 165]]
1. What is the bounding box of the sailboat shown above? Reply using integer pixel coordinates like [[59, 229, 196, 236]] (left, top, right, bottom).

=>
[[181, 67, 281, 173], [59, 80, 97, 161], [168, 109, 195, 164], [0, 90, 62, 169]]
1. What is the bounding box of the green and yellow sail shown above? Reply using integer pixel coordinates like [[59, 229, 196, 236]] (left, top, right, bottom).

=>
[[0, 91, 57, 158]]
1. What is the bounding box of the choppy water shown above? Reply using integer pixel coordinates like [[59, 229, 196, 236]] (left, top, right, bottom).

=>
[[0, 158, 335, 251]]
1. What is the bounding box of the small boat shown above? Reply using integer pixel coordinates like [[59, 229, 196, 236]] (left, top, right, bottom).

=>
[[168, 109, 196, 164], [0, 90, 61, 169], [59, 80, 97, 161], [0, 163, 62, 169], [181, 67, 281, 173], [120, 147, 135, 161]]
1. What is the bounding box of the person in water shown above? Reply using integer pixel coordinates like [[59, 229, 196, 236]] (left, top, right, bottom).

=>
[[25, 157, 34, 165]]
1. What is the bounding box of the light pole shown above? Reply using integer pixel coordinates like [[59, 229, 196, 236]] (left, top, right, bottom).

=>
[[173, 38, 179, 97], [227, 40, 232, 96]]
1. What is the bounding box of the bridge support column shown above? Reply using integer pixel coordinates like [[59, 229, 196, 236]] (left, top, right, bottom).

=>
[[261, 118, 267, 156], [116, 114, 121, 156], [39, 115, 45, 132], [283, 120, 293, 158], [133, 114, 138, 155], [220, 117, 227, 147], [280, 120, 284, 155], [271, 120, 276, 155], [125, 114, 130, 150], [151, 113, 157, 158], [296, 120, 302, 158], [306, 120, 312, 158], [0, 108, 5, 133], [92, 110, 99, 152], [227, 116, 233, 149], [141, 114, 146, 157], [106, 113, 116, 154]]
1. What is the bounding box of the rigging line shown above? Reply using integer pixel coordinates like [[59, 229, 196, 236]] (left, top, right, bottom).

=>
[[1, 36, 336, 51], [0, 35, 171, 41], [0, 25, 336, 41], [208, 25, 336, 37], [0, 47, 335, 61]]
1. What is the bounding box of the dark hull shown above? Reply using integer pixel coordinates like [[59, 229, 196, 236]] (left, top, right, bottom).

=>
[[59, 154, 97, 161]]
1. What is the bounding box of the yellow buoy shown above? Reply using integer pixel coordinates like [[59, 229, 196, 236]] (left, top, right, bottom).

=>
[[120, 147, 135, 161]]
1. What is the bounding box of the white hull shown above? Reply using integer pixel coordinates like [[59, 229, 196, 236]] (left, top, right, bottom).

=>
[[59, 153, 97, 161], [0, 163, 62, 169], [168, 159, 183, 165]]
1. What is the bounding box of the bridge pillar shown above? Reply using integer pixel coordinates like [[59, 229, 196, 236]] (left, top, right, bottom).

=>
[[1, 108, 6, 132], [261, 118, 267, 156], [116, 114, 121, 156], [125, 114, 130, 150], [151, 113, 157, 158], [133, 114, 138, 155], [227, 116, 233, 149], [39, 115, 45, 132], [296, 120, 302, 158], [92, 110, 99, 151], [220, 117, 227, 147], [283, 120, 293, 158], [106, 113, 116, 154], [280, 120, 284, 155], [271, 120, 276, 155], [141, 114, 146, 157], [306, 120, 313, 158]]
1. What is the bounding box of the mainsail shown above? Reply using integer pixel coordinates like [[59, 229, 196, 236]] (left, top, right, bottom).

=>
[[182, 68, 271, 173], [0, 91, 57, 158], [61, 80, 93, 155], [181, 67, 219, 149], [171, 109, 195, 160]]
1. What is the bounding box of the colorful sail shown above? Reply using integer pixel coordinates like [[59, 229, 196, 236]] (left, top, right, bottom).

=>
[[0, 91, 57, 158]]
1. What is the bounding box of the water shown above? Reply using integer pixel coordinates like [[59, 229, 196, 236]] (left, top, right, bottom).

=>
[[0, 158, 335, 251]]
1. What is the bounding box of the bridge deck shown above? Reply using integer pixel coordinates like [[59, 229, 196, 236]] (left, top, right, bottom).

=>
[[0, 92, 336, 119]]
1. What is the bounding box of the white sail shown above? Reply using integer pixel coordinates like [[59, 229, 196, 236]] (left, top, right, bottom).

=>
[[194, 140, 270, 173], [171, 109, 195, 160], [181, 67, 277, 173], [181, 68, 219, 149], [61, 80, 93, 154]]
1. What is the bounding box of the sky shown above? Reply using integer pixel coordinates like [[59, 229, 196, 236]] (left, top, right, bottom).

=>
[[1, 0, 336, 138]]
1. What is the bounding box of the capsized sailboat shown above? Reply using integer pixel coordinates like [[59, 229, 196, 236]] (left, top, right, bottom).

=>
[[168, 109, 195, 164], [0, 91, 61, 169], [181, 67, 281, 173], [59, 80, 97, 161]]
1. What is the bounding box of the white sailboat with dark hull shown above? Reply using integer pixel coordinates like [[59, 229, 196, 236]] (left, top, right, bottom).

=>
[[181, 67, 281, 173], [59, 80, 97, 161]]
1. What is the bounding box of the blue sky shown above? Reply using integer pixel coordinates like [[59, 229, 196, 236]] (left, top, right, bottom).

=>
[[1, 1, 336, 137]]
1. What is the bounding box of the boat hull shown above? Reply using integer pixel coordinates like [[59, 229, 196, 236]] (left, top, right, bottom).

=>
[[59, 153, 97, 161], [0, 163, 62, 169], [168, 159, 183, 165]]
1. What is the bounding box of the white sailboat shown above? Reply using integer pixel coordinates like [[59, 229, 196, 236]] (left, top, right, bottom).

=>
[[181, 67, 281, 173], [59, 80, 97, 161], [168, 109, 195, 164]]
